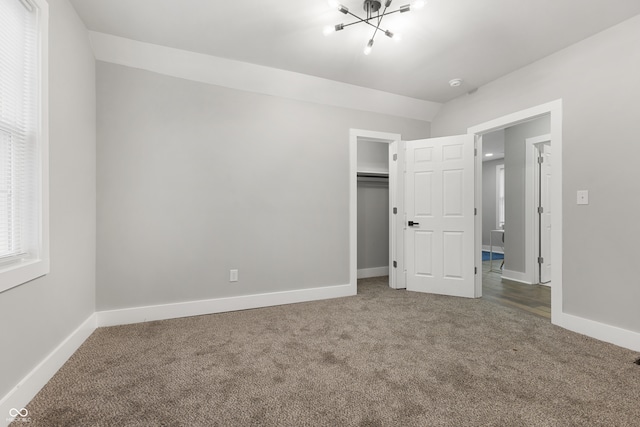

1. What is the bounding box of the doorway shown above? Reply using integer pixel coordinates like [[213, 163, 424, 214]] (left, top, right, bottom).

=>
[[479, 122, 552, 318], [349, 129, 402, 292], [469, 100, 563, 323]]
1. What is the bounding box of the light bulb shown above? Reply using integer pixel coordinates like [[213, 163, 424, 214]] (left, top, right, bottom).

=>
[[364, 39, 374, 55], [412, 0, 426, 9], [323, 25, 335, 36], [328, 0, 340, 8]]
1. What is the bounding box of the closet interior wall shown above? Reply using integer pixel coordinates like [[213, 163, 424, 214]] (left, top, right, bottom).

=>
[[357, 140, 390, 278]]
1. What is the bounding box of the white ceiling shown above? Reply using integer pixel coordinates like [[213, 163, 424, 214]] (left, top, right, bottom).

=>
[[69, 0, 640, 103]]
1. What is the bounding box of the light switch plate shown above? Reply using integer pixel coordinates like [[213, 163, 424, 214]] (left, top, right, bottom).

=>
[[577, 190, 589, 205], [230, 269, 238, 282]]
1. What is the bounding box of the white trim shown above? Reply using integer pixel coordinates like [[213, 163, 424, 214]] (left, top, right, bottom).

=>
[[474, 135, 483, 297], [0, 0, 49, 293], [501, 269, 534, 285], [525, 135, 552, 285], [468, 100, 559, 135], [0, 314, 96, 427], [556, 313, 640, 352], [469, 99, 563, 323], [349, 129, 402, 293], [357, 267, 390, 279], [495, 164, 505, 229], [97, 284, 354, 327], [89, 32, 441, 122], [482, 245, 504, 254]]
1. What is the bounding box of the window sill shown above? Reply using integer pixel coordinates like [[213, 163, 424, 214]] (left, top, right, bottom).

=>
[[0, 258, 49, 294]]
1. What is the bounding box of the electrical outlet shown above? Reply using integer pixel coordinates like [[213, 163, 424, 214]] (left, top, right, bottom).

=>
[[577, 190, 589, 205], [229, 269, 238, 282]]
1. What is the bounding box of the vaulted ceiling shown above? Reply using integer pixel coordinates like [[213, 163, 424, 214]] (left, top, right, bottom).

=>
[[69, 0, 640, 103]]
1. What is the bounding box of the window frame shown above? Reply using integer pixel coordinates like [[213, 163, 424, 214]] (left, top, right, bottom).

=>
[[0, 0, 49, 293]]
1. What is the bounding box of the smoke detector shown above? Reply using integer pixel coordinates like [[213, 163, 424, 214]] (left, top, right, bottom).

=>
[[449, 78, 463, 87]]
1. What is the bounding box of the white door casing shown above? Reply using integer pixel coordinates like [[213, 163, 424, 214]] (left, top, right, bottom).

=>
[[349, 129, 401, 292], [390, 141, 406, 289], [539, 143, 552, 284], [404, 135, 476, 298]]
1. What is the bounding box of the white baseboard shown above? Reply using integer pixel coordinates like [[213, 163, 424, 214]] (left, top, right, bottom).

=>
[[501, 269, 533, 285], [0, 314, 97, 427], [482, 245, 504, 254], [0, 284, 355, 425], [555, 312, 640, 352], [357, 266, 389, 279], [97, 284, 355, 327]]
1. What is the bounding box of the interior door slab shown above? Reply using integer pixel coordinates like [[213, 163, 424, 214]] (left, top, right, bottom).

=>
[[405, 135, 476, 298]]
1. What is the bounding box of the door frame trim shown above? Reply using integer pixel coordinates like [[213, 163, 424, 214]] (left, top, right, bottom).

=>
[[349, 129, 402, 293], [468, 99, 563, 320], [525, 134, 551, 285]]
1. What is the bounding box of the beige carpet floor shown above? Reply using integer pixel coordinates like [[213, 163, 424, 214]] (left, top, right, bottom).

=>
[[13, 277, 640, 426]]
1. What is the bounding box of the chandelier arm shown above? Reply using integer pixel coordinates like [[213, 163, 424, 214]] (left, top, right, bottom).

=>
[[344, 11, 389, 32], [370, 3, 389, 42], [374, 9, 402, 19], [344, 9, 401, 26], [342, 18, 390, 34]]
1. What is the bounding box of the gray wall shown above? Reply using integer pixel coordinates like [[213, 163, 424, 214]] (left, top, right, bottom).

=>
[[503, 117, 550, 273], [357, 140, 388, 173], [432, 14, 640, 332], [96, 62, 430, 310], [357, 181, 389, 270], [482, 158, 504, 247], [357, 141, 390, 271], [0, 0, 96, 398]]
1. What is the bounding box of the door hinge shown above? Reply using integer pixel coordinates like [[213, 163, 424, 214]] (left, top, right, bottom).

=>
[[538, 156, 544, 164], [393, 207, 397, 214], [538, 206, 544, 214], [474, 148, 478, 156], [393, 261, 397, 268], [538, 257, 544, 264], [474, 208, 477, 215], [393, 153, 398, 161], [475, 267, 477, 275]]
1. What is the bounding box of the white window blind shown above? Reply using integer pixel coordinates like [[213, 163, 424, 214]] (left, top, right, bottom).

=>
[[0, 0, 41, 268]]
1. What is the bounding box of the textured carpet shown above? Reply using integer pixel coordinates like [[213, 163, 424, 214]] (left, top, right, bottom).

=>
[[482, 251, 504, 261], [13, 277, 640, 426]]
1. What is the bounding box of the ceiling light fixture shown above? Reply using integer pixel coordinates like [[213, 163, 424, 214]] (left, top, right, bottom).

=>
[[324, 0, 425, 55]]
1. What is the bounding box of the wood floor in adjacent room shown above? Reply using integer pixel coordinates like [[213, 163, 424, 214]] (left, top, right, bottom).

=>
[[482, 260, 551, 319]]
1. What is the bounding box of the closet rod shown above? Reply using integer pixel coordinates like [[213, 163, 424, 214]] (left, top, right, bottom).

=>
[[356, 172, 389, 179]]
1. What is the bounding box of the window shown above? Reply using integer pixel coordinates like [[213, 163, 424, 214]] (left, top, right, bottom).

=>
[[496, 164, 505, 229], [0, 0, 48, 293]]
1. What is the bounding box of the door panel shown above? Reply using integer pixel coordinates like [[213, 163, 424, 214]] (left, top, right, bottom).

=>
[[415, 231, 433, 276], [405, 135, 476, 298]]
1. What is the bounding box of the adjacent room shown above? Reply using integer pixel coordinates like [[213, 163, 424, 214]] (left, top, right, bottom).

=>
[[481, 117, 553, 319], [2, 0, 640, 425]]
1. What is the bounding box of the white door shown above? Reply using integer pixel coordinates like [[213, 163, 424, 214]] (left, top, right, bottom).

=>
[[404, 135, 476, 298], [539, 144, 552, 284]]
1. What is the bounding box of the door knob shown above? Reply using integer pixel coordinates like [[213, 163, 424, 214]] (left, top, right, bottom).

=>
[[408, 221, 420, 227]]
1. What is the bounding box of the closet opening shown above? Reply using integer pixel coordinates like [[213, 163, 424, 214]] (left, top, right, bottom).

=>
[[349, 129, 402, 291]]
